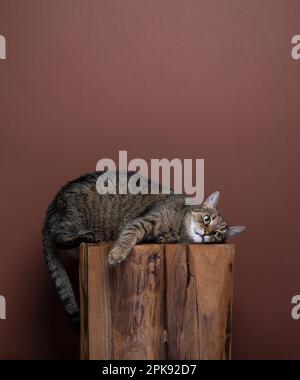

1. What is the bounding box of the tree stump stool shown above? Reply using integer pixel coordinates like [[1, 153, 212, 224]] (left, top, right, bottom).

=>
[[80, 243, 234, 360]]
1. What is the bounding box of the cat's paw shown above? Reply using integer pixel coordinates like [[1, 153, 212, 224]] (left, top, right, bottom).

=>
[[108, 246, 128, 266]]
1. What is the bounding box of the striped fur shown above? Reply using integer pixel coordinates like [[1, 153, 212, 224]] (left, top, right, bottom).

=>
[[43, 171, 244, 325]]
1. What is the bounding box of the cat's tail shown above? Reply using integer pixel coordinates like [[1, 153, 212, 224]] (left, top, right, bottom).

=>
[[43, 227, 80, 328]]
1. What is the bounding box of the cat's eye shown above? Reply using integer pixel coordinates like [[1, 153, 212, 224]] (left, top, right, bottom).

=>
[[215, 231, 223, 240], [203, 215, 211, 225]]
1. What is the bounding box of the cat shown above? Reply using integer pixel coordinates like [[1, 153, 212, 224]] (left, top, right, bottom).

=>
[[42, 171, 245, 325]]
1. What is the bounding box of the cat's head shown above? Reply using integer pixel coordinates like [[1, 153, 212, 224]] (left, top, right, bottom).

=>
[[186, 191, 245, 243]]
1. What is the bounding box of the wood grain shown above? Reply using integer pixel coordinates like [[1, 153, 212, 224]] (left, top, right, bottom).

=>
[[110, 244, 166, 359], [79, 243, 89, 359], [165, 244, 234, 360], [80, 243, 234, 360]]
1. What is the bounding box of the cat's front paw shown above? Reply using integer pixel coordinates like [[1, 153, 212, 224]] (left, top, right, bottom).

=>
[[108, 246, 128, 266]]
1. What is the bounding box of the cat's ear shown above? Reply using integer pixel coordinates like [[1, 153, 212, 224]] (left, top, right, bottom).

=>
[[203, 191, 220, 208], [227, 226, 246, 238]]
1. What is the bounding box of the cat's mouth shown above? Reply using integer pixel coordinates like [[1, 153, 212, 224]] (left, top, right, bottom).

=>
[[194, 228, 204, 243], [190, 222, 208, 243], [194, 228, 211, 243]]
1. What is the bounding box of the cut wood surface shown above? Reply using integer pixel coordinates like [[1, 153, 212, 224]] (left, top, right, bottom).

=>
[[80, 243, 234, 360]]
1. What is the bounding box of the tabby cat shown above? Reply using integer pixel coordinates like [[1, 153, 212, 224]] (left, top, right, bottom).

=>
[[43, 171, 245, 325]]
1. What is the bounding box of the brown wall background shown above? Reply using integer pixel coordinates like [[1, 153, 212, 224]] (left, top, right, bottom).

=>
[[0, 0, 299, 359]]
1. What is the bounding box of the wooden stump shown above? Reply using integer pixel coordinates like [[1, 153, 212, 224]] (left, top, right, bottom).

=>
[[80, 243, 234, 360]]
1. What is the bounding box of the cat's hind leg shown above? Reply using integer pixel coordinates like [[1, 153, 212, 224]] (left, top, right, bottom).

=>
[[52, 221, 96, 248]]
